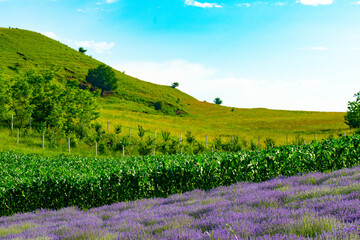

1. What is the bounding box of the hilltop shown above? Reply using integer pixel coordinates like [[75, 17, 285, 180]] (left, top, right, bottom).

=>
[[0, 27, 350, 150]]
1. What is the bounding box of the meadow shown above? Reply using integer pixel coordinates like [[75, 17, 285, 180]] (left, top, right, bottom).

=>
[[0, 27, 352, 157]]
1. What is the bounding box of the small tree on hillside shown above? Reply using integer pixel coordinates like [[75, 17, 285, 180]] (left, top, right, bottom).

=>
[[78, 47, 87, 54], [345, 91, 360, 128], [213, 97, 223, 105], [171, 82, 179, 88], [86, 64, 118, 92]]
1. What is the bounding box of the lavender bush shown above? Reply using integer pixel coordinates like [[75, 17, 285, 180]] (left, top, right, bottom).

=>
[[1, 166, 360, 239]]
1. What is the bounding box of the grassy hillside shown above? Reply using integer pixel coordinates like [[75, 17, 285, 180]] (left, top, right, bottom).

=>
[[0, 27, 194, 115], [0, 27, 351, 155]]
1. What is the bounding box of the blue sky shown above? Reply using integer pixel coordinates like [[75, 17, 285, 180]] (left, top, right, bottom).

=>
[[1, 0, 360, 111]]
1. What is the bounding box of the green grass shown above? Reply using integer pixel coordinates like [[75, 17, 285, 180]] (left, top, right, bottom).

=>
[[0, 27, 352, 156]]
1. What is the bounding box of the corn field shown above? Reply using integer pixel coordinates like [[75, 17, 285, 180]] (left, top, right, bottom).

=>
[[1, 135, 360, 216]]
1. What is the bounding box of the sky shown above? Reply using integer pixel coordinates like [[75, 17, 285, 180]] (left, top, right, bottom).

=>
[[1, 0, 360, 112]]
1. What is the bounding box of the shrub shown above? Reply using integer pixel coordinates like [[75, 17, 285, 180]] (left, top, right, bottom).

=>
[[114, 124, 122, 135], [153, 101, 163, 111], [161, 131, 171, 141], [78, 47, 87, 53], [185, 131, 195, 144], [171, 82, 179, 88], [213, 97, 222, 105], [138, 125, 145, 138], [345, 91, 360, 128], [264, 137, 276, 148], [86, 64, 118, 92]]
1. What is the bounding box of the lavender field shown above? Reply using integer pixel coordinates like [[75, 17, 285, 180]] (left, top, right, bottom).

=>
[[1, 166, 360, 240]]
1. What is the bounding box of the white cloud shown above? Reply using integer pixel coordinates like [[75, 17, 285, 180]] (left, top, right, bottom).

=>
[[42, 31, 58, 40], [184, 0, 222, 8], [97, 0, 116, 4], [298, 47, 329, 50], [351, 1, 360, 4], [236, 2, 270, 7], [350, 47, 360, 50], [297, 0, 334, 6], [75, 41, 115, 54], [111, 59, 348, 111], [273, 2, 287, 6], [236, 3, 251, 7]]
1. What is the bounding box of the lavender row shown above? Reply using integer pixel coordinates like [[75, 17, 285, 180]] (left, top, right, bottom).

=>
[[2, 165, 360, 239], [1, 135, 360, 216]]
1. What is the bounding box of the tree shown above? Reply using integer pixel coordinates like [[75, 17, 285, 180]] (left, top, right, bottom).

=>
[[3, 70, 99, 133], [213, 97, 223, 105], [86, 64, 118, 91], [171, 82, 179, 88], [345, 91, 360, 128], [78, 47, 87, 53], [0, 69, 13, 121], [11, 75, 35, 127]]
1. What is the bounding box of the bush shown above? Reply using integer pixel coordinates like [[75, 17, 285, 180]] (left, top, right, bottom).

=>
[[78, 47, 87, 53], [86, 64, 118, 92], [213, 97, 222, 105], [345, 91, 360, 128], [264, 137, 275, 148], [114, 124, 122, 135], [154, 101, 163, 110], [185, 131, 195, 144], [138, 125, 146, 138], [161, 131, 171, 141]]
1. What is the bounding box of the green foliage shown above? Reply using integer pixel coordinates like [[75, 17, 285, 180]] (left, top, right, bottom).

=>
[[153, 101, 163, 111], [138, 137, 154, 156], [250, 140, 257, 150], [213, 97, 222, 105], [185, 131, 195, 144], [78, 47, 87, 54], [171, 82, 179, 88], [0, 70, 99, 136], [2, 135, 360, 216], [345, 91, 360, 128], [10, 76, 34, 128], [114, 124, 122, 135], [213, 137, 222, 150], [293, 134, 305, 145], [161, 131, 171, 141], [0, 69, 13, 121], [264, 137, 275, 148], [86, 64, 118, 92], [138, 125, 146, 138], [94, 122, 105, 140], [213, 136, 243, 152]]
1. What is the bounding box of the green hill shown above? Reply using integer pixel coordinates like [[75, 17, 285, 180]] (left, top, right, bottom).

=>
[[0, 27, 351, 154], [0, 27, 194, 115]]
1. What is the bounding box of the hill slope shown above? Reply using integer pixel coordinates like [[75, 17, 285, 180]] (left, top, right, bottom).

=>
[[0, 27, 350, 147], [0, 27, 194, 115]]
